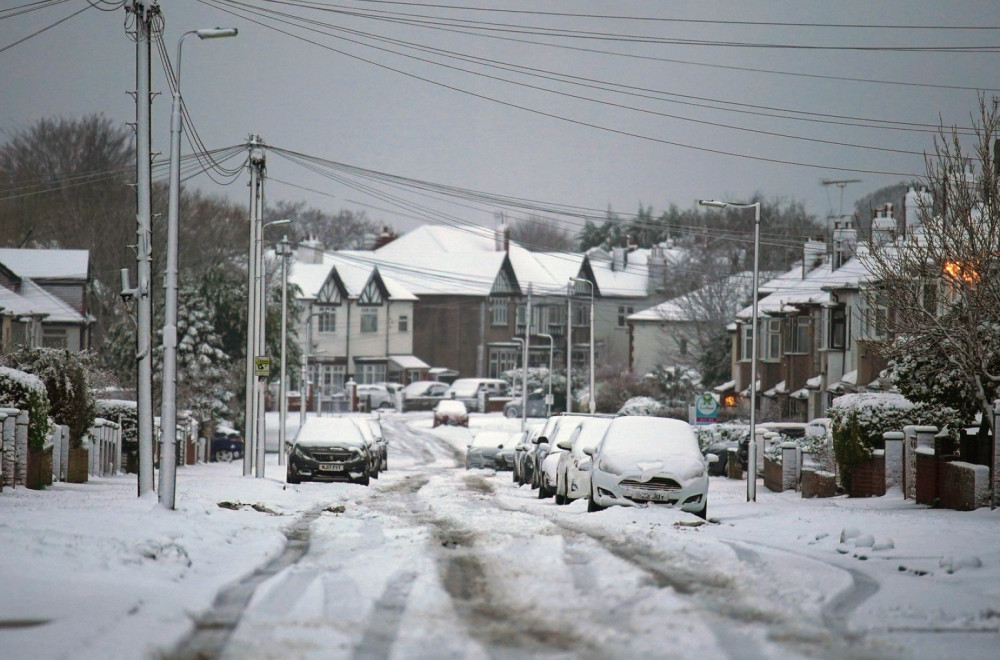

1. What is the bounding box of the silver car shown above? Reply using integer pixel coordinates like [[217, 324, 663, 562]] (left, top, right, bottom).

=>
[[587, 416, 710, 519]]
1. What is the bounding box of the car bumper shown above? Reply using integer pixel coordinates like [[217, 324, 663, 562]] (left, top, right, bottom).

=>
[[289, 454, 368, 481], [591, 470, 708, 512]]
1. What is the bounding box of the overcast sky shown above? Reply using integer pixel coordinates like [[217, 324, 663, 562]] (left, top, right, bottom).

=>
[[4, 1, 1000, 238]]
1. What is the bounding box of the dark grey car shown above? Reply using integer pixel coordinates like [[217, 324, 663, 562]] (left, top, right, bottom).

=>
[[503, 391, 548, 418]]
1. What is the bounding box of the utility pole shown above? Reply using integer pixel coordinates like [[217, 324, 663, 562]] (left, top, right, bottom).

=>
[[243, 135, 266, 477], [126, 1, 159, 496], [566, 283, 572, 413], [520, 285, 531, 432]]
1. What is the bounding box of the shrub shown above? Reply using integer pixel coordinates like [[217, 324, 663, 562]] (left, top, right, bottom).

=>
[[618, 396, 666, 417], [828, 393, 919, 491], [2, 347, 96, 449], [0, 366, 51, 451]]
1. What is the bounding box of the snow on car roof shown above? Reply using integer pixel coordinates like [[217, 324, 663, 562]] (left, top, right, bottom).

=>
[[295, 417, 366, 447], [471, 431, 510, 447], [572, 416, 613, 450], [599, 417, 700, 461], [435, 400, 467, 414]]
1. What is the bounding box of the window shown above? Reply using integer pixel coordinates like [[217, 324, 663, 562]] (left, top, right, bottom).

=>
[[547, 304, 566, 334], [488, 347, 519, 378], [617, 305, 634, 327], [532, 304, 546, 334], [313, 363, 345, 395], [740, 324, 753, 362], [764, 319, 782, 360], [42, 329, 67, 349], [829, 306, 846, 349], [398, 315, 408, 332], [360, 308, 378, 333], [787, 316, 809, 354], [490, 297, 508, 326], [358, 363, 386, 384], [679, 337, 688, 356], [870, 288, 887, 339], [572, 303, 589, 327], [317, 305, 336, 333]]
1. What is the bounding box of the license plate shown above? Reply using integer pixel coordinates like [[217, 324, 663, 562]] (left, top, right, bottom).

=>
[[319, 463, 344, 472], [627, 489, 672, 502]]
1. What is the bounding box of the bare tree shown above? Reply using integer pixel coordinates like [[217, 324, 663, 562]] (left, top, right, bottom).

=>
[[509, 215, 575, 251], [862, 96, 1000, 435]]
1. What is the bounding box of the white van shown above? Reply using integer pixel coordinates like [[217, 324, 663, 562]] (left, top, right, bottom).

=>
[[446, 378, 510, 412]]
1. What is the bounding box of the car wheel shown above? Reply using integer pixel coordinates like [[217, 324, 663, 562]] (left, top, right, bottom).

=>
[[379, 401, 393, 409], [587, 486, 604, 512], [504, 407, 518, 418], [693, 500, 708, 520], [215, 449, 234, 463], [286, 466, 300, 484], [355, 473, 370, 486]]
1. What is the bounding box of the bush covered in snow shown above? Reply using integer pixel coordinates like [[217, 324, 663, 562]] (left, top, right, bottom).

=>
[[617, 396, 667, 417], [693, 422, 749, 453], [0, 366, 51, 451], [827, 392, 941, 491], [2, 347, 96, 449]]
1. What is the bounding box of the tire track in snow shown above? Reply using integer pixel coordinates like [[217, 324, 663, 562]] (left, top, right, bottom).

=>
[[166, 506, 323, 660]]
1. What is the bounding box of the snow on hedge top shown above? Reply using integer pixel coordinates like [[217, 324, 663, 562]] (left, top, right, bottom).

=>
[[829, 392, 914, 413], [0, 366, 46, 393]]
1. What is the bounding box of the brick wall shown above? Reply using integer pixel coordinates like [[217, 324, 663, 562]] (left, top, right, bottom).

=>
[[940, 461, 990, 511], [763, 456, 783, 492], [849, 452, 886, 498], [801, 468, 837, 498], [915, 450, 937, 505]]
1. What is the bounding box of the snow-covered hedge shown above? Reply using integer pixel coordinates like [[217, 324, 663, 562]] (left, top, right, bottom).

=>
[[694, 422, 749, 453], [617, 396, 666, 417], [0, 366, 51, 451], [828, 392, 920, 491], [97, 399, 138, 468]]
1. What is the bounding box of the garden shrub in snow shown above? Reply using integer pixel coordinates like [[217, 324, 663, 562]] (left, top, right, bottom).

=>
[[0, 366, 51, 451]]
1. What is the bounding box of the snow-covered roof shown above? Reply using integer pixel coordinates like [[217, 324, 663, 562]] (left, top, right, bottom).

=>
[[288, 254, 417, 302], [629, 272, 754, 323], [16, 279, 84, 322], [0, 248, 89, 280], [0, 284, 34, 316]]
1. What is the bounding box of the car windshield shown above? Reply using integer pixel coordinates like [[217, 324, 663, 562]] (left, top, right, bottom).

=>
[[573, 417, 613, 452], [599, 417, 700, 463], [295, 417, 366, 448], [550, 417, 585, 448], [447, 379, 480, 397], [403, 381, 439, 396]]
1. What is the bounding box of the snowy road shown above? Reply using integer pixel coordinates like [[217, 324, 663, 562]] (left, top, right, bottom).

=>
[[170, 413, 995, 660], [4, 411, 998, 660]]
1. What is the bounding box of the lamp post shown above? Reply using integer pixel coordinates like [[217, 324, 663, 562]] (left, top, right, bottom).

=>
[[253, 218, 291, 479], [159, 26, 237, 509], [538, 332, 554, 417], [566, 282, 573, 413], [570, 277, 595, 414], [276, 234, 292, 466], [699, 199, 761, 503]]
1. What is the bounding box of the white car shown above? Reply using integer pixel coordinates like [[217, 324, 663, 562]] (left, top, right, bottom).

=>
[[356, 384, 395, 409], [537, 417, 586, 499], [587, 416, 710, 519], [554, 416, 612, 505]]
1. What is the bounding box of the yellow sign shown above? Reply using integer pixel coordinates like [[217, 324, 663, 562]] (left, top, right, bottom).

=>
[[254, 356, 270, 377]]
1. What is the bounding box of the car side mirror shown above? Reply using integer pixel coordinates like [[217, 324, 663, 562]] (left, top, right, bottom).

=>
[[582, 446, 594, 457], [533, 436, 547, 445], [556, 440, 572, 450], [497, 444, 504, 449]]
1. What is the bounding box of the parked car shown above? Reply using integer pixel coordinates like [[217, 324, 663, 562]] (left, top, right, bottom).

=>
[[211, 427, 244, 462], [356, 384, 395, 410], [555, 416, 613, 504], [503, 390, 548, 418], [353, 417, 382, 479], [402, 380, 451, 411], [538, 416, 588, 499], [446, 378, 509, 412], [587, 416, 711, 518], [466, 430, 510, 469], [365, 417, 388, 472], [527, 415, 566, 490], [287, 417, 373, 485], [433, 400, 469, 428], [496, 430, 525, 473], [514, 426, 541, 486]]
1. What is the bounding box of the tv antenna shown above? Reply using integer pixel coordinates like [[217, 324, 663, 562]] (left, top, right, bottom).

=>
[[821, 178, 861, 234]]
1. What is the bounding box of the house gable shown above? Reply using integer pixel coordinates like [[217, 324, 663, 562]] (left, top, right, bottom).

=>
[[317, 269, 348, 305]]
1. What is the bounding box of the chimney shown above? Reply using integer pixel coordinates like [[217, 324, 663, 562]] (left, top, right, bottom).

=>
[[612, 246, 627, 272], [494, 212, 508, 252], [372, 226, 397, 250], [832, 220, 857, 269], [296, 234, 325, 264], [802, 239, 826, 277], [871, 204, 896, 246]]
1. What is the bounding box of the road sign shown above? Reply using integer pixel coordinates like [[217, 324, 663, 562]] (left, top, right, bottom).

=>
[[254, 356, 270, 378], [695, 391, 719, 424]]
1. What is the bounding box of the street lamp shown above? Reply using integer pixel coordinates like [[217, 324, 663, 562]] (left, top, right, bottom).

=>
[[569, 277, 595, 414], [159, 26, 237, 509], [699, 199, 761, 503], [538, 332, 554, 416], [276, 234, 293, 467]]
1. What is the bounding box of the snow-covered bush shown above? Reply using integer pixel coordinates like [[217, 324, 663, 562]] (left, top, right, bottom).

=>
[[0, 366, 50, 451], [617, 396, 666, 417], [828, 393, 927, 491], [97, 399, 138, 470], [693, 422, 749, 453], [2, 347, 96, 449]]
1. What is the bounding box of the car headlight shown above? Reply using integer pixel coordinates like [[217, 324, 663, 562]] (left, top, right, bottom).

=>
[[293, 445, 311, 459], [597, 458, 623, 475], [677, 460, 706, 481]]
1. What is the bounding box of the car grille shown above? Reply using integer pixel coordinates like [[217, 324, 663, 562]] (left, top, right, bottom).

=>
[[620, 477, 682, 491], [311, 450, 356, 462]]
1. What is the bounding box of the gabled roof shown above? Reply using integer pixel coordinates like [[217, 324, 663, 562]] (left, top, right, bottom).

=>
[[0, 248, 90, 280], [0, 284, 34, 316], [629, 272, 754, 323], [288, 255, 417, 303], [17, 279, 83, 322]]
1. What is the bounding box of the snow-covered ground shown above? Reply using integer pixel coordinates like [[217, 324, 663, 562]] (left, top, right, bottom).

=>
[[1, 411, 998, 659]]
